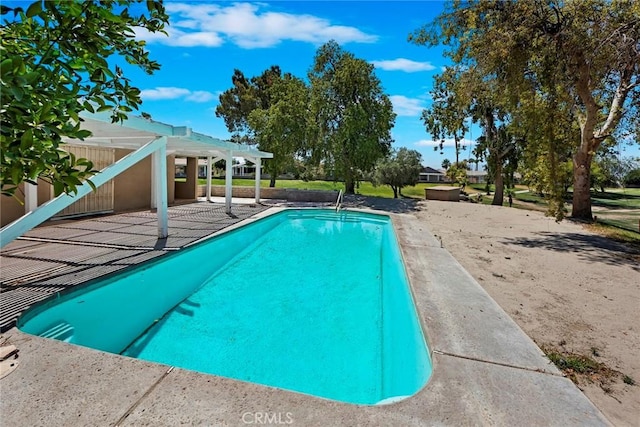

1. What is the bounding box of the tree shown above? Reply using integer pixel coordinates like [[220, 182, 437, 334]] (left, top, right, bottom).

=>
[[308, 40, 395, 194], [215, 69, 258, 144], [445, 160, 468, 189], [422, 67, 469, 164], [217, 66, 307, 187], [1, 0, 168, 198], [441, 158, 451, 170], [411, 0, 640, 220], [248, 73, 310, 187], [624, 168, 640, 187], [372, 148, 422, 198], [594, 150, 639, 189]]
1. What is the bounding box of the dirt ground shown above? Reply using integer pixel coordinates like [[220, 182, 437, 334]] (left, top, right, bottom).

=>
[[412, 200, 639, 426]]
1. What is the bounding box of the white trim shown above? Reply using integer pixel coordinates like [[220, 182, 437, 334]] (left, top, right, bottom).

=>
[[25, 182, 38, 213], [225, 153, 233, 214], [153, 138, 168, 238], [205, 156, 212, 202], [255, 158, 261, 203]]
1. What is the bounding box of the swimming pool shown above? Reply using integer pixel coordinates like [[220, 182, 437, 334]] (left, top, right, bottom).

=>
[[18, 209, 431, 405]]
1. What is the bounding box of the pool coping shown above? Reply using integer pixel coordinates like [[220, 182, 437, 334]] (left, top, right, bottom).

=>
[[0, 206, 611, 426]]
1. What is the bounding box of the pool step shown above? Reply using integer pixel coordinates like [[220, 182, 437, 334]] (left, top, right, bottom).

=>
[[40, 322, 74, 342], [293, 212, 386, 224]]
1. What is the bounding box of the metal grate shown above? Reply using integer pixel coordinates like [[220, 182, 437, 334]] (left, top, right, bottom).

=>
[[0, 202, 271, 331]]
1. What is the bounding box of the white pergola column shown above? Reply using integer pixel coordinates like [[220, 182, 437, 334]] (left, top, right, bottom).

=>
[[254, 157, 261, 203], [150, 153, 157, 209], [24, 182, 38, 213], [206, 156, 212, 202], [225, 153, 233, 214], [152, 137, 168, 238]]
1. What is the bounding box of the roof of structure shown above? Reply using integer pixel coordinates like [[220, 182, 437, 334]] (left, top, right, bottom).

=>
[[65, 111, 273, 161]]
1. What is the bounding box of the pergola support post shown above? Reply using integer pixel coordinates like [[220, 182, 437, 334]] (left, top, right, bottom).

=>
[[206, 156, 212, 202], [24, 182, 38, 213], [153, 138, 168, 238], [225, 153, 233, 214], [255, 157, 261, 203]]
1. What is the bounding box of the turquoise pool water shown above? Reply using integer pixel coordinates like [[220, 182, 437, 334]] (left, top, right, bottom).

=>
[[18, 209, 431, 405]]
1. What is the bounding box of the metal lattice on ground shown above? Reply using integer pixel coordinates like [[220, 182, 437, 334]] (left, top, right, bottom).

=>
[[0, 202, 270, 331]]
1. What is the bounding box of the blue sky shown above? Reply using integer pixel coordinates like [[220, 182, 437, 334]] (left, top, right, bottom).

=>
[[125, 0, 474, 169]]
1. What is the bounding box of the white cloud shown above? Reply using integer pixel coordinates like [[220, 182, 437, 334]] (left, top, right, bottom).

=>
[[389, 95, 424, 117], [370, 58, 436, 72], [137, 3, 377, 49], [185, 91, 216, 102], [141, 87, 215, 103], [135, 27, 224, 47], [140, 87, 191, 100], [414, 138, 475, 148]]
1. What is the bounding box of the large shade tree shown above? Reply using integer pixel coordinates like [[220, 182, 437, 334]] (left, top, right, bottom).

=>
[[422, 66, 469, 164], [248, 73, 310, 187], [411, 0, 640, 220], [308, 40, 395, 194], [215, 66, 282, 144], [216, 66, 308, 187], [1, 0, 168, 198]]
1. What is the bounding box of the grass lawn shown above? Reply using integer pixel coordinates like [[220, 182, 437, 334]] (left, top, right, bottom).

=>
[[191, 177, 639, 240], [197, 178, 460, 199]]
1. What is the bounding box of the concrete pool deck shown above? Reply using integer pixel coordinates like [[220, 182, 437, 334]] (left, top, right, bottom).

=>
[[0, 204, 610, 426]]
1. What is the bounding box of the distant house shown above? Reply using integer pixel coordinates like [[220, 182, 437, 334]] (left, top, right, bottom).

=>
[[466, 170, 489, 184], [419, 166, 445, 183], [174, 158, 260, 179]]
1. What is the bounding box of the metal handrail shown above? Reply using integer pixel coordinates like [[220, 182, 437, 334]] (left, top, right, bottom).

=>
[[336, 189, 343, 212]]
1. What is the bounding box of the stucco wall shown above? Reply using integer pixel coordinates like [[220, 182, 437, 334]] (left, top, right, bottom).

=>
[[1, 188, 26, 227], [113, 148, 151, 212], [113, 149, 175, 211], [1, 179, 52, 227], [425, 186, 460, 202]]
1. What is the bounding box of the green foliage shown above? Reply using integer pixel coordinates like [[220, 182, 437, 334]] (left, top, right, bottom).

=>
[[422, 66, 469, 163], [247, 72, 310, 187], [411, 0, 640, 220], [592, 150, 639, 190], [625, 169, 640, 187], [0, 0, 168, 198], [372, 148, 422, 198], [216, 66, 309, 187], [308, 40, 396, 194], [445, 161, 468, 188], [215, 67, 281, 144]]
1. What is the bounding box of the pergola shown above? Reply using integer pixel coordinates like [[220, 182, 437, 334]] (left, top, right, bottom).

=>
[[0, 111, 272, 248]]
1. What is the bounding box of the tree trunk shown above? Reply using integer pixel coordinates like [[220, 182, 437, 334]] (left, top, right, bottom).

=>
[[345, 176, 355, 194], [392, 186, 398, 198], [492, 161, 504, 206], [571, 149, 593, 220], [269, 176, 276, 188]]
